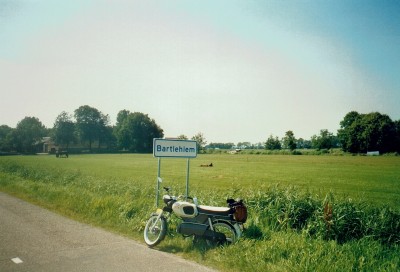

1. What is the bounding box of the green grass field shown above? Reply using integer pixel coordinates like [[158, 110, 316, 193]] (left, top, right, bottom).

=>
[[1, 154, 399, 271]]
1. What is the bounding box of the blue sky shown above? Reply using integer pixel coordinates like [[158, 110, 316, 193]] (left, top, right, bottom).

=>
[[1, 0, 399, 143]]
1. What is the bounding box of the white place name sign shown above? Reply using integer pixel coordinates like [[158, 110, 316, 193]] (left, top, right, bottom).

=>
[[153, 139, 197, 158]]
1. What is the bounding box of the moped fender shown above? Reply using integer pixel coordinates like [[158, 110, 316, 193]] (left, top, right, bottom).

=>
[[149, 208, 163, 217], [233, 222, 242, 239], [155, 208, 163, 215]]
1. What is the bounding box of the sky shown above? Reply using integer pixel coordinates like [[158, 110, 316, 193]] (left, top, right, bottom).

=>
[[1, 0, 399, 144]]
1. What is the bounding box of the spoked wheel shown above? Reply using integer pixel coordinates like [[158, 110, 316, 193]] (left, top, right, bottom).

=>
[[144, 215, 167, 247], [207, 221, 237, 246]]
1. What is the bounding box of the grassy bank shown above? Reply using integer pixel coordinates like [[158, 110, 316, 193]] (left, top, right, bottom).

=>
[[0, 154, 399, 271]]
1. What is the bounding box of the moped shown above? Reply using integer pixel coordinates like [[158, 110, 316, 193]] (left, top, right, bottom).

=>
[[144, 180, 247, 247]]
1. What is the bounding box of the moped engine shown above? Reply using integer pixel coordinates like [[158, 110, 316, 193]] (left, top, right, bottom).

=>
[[177, 222, 207, 236], [177, 222, 227, 243]]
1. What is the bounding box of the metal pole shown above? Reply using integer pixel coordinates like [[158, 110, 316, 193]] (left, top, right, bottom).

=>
[[185, 158, 190, 199], [156, 157, 161, 207]]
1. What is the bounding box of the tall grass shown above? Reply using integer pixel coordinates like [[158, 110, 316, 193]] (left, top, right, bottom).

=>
[[1, 154, 399, 271], [244, 187, 400, 245]]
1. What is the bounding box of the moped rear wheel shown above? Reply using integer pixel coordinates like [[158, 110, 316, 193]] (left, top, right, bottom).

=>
[[211, 221, 237, 245], [144, 215, 167, 247]]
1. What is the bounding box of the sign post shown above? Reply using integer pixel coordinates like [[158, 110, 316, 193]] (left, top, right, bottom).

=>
[[153, 138, 197, 206]]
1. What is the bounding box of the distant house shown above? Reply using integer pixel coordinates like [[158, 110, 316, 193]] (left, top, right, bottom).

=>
[[40, 137, 58, 154], [37, 136, 113, 154]]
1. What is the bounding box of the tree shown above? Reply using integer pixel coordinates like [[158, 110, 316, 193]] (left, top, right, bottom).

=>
[[0, 125, 14, 152], [116, 109, 131, 125], [251, 142, 265, 149], [207, 142, 234, 149], [311, 129, 335, 150], [296, 138, 311, 149], [265, 135, 281, 150], [282, 130, 297, 151], [177, 135, 188, 140], [395, 120, 400, 152], [74, 105, 108, 151], [114, 110, 131, 150], [361, 112, 397, 153], [52, 111, 75, 148], [13, 117, 46, 153], [114, 110, 164, 152], [338, 111, 398, 153], [99, 125, 116, 150], [97, 113, 114, 149], [237, 142, 251, 149], [192, 132, 207, 153], [340, 111, 360, 129]]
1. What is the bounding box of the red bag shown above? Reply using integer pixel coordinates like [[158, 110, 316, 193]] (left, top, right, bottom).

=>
[[233, 204, 247, 223]]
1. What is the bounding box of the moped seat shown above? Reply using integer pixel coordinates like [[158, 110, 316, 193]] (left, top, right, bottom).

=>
[[197, 205, 231, 217]]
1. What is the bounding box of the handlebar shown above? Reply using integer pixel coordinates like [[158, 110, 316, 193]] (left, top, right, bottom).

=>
[[162, 187, 198, 205]]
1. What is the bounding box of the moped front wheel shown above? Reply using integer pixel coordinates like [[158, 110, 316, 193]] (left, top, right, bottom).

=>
[[144, 214, 167, 247]]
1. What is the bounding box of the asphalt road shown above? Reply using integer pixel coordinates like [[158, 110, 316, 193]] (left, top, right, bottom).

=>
[[0, 192, 216, 272]]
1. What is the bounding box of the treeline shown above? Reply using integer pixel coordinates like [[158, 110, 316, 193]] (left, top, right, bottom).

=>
[[208, 111, 400, 154], [0, 105, 163, 154], [208, 130, 340, 151], [1, 109, 399, 154]]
